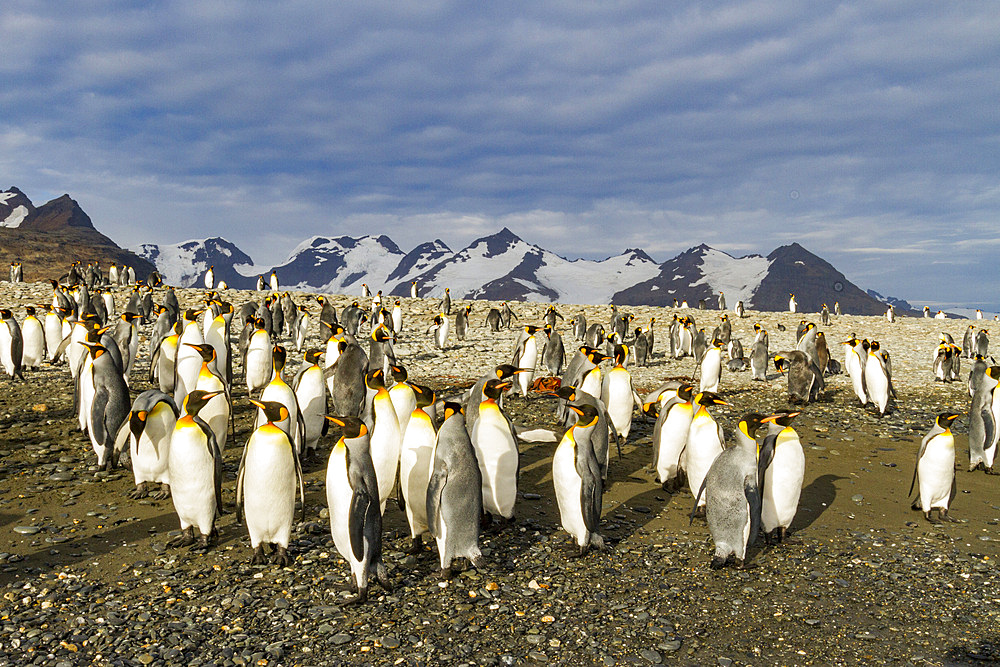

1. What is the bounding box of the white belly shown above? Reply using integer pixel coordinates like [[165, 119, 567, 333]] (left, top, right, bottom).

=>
[[762, 441, 805, 531], [918, 438, 955, 511], [22, 320, 44, 367], [516, 338, 538, 394], [370, 399, 401, 509], [472, 412, 518, 518], [700, 349, 721, 393], [656, 406, 693, 482], [326, 447, 366, 583], [603, 369, 635, 439], [243, 431, 297, 547], [865, 357, 888, 411], [399, 415, 436, 536], [131, 404, 175, 485], [168, 427, 218, 535], [686, 419, 723, 506], [580, 367, 601, 399], [295, 369, 327, 449], [552, 438, 588, 547]]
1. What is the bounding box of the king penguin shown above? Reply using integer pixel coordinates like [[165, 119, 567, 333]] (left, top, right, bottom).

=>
[[167, 389, 225, 552], [552, 404, 605, 556], [758, 410, 804, 544], [910, 412, 961, 523], [366, 369, 402, 512], [292, 348, 328, 458], [864, 340, 892, 416], [237, 399, 305, 566], [693, 412, 765, 569], [426, 402, 487, 578], [968, 366, 1000, 473], [81, 341, 130, 470], [511, 325, 541, 397], [399, 384, 438, 553], [700, 337, 723, 393], [118, 390, 178, 499], [0, 309, 25, 382], [601, 343, 642, 441], [471, 378, 520, 524], [684, 391, 728, 517], [650, 383, 695, 492], [324, 415, 391, 603]]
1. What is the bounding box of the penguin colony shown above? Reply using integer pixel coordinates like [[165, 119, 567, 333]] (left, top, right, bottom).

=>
[[0, 261, 994, 602]]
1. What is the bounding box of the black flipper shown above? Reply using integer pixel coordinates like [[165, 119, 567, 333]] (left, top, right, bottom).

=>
[[744, 477, 762, 547]]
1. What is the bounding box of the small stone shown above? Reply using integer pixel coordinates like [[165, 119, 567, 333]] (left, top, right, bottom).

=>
[[523, 493, 541, 500], [138, 655, 154, 665], [331, 633, 352, 645], [13, 526, 40, 535], [851, 494, 864, 503], [381, 636, 400, 649], [640, 648, 662, 664]]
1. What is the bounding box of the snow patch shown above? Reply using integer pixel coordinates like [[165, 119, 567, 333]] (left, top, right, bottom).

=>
[[1, 205, 28, 228], [691, 248, 771, 306]]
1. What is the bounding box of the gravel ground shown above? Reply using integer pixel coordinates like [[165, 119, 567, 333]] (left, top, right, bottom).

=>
[[0, 281, 998, 666]]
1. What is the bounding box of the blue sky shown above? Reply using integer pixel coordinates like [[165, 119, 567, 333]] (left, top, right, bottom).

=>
[[2, 2, 999, 310]]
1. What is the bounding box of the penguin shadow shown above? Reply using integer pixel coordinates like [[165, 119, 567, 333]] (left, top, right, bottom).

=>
[[791, 473, 846, 533], [0, 512, 175, 587], [945, 637, 1000, 664]]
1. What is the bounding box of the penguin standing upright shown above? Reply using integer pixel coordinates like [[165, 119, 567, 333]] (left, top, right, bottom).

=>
[[541, 325, 565, 375], [750, 326, 769, 381], [254, 345, 303, 453], [0, 309, 25, 382], [237, 400, 305, 566], [601, 344, 642, 441], [773, 350, 822, 404], [44, 305, 65, 364], [909, 412, 962, 523], [843, 335, 868, 406], [391, 300, 403, 334], [244, 318, 273, 397], [329, 341, 368, 419], [552, 404, 605, 556], [500, 302, 518, 329], [167, 390, 224, 551], [81, 342, 130, 470], [968, 367, 999, 473], [204, 266, 215, 290], [694, 412, 764, 569], [426, 403, 487, 577], [269, 271, 279, 291], [570, 313, 587, 341], [439, 288, 452, 315], [387, 364, 416, 436], [556, 385, 618, 478], [20, 306, 45, 370], [684, 391, 728, 516], [173, 310, 206, 406], [292, 348, 327, 457], [650, 384, 695, 492], [399, 384, 437, 553], [699, 337, 723, 393], [864, 340, 892, 416], [118, 390, 178, 499], [471, 379, 519, 523], [366, 369, 402, 511], [455, 305, 472, 341], [718, 291, 726, 311], [324, 416, 391, 602], [758, 411, 804, 544], [410, 281, 418, 298], [510, 326, 540, 397], [428, 314, 450, 350], [821, 304, 830, 326], [189, 344, 231, 451], [788, 293, 797, 313]]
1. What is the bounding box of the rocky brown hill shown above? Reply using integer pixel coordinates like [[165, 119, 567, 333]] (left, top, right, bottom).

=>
[[0, 187, 155, 283]]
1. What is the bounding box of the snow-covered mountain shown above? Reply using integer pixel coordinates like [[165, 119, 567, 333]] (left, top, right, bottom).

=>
[[137, 229, 900, 313], [134, 237, 256, 288]]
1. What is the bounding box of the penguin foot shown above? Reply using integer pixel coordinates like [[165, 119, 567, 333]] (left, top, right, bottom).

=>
[[343, 587, 368, 606], [691, 506, 706, 520], [470, 554, 487, 571], [910, 500, 921, 511], [923, 511, 941, 525], [153, 484, 171, 500], [166, 527, 195, 549], [709, 556, 727, 570], [986, 467, 999, 476], [939, 509, 960, 523], [190, 534, 212, 553], [251, 545, 269, 566], [129, 483, 150, 500], [439, 566, 454, 581], [735, 558, 747, 570], [404, 536, 423, 555], [271, 546, 291, 568]]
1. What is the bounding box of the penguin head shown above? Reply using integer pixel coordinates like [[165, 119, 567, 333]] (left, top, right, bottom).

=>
[[773, 355, 789, 373], [935, 412, 961, 430], [412, 384, 436, 408], [694, 391, 727, 407], [186, 343, 217, 363], [250, 399, 289, 425], [325, 415, 368, 439], [677, 384, 695, 401], [122, 312, 140, 323], [183, 389, 222, 417], [366, 369, 387, 390], [641, 401, 659, 419], [371, 323, 392, 343], [762, 410, 801, 428], [495, 364, 525, 380], [389, 364, 408, 383], [128, 410, 148, 439], [568, 404, 600, 428], [737, 413, 769, 441], [613, 344, 628, 365], [271, 345, 287, 373], [442, 401, 464, 420], [24, 306, 35, 317], [483, 378, 511, 399], [525, 325, 540, 335], [554, 385, 577, 401], [304, 348, 323, 365]]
